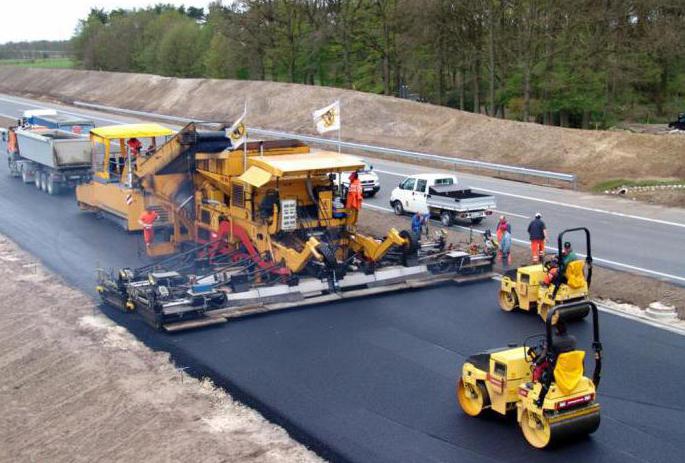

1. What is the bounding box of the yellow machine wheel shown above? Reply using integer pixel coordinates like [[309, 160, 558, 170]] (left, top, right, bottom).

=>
[[520, 409, 552, 449], [499, 290, 518, 312], [457, 379, 489, 417]]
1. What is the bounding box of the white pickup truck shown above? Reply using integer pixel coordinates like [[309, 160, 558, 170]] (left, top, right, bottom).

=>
[[332, 159, 380, 197], [390, 173, 496, 226]]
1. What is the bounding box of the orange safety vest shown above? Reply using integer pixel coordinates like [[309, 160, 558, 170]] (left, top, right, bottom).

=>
[[346, 178, 363, 210], [140, 210, 158, 228]]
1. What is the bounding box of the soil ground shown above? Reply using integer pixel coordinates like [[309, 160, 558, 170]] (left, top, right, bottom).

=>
[[1, 67, 684, 190], [358, 208, 685, 318], [0, 236, 322, 463]]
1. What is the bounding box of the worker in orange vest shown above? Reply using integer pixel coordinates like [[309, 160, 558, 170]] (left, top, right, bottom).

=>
[[138, 207, 159, 247], [345, 171, 363, 225]]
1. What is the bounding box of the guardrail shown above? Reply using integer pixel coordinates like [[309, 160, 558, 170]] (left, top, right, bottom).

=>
[[73, 100, 577, 188]]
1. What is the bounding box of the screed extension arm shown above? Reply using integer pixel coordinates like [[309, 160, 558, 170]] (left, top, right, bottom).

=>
[[271, 237, 323, 273], [349, 228, 408, 262]]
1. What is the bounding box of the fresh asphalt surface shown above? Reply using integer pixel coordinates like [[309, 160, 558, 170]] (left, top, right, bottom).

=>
[[1, 96, 685, 461]]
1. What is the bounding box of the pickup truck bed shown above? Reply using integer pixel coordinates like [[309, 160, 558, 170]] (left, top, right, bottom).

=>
[[427, 184, 496, 225]]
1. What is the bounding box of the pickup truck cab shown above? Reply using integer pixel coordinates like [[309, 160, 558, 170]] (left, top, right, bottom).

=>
[[332, 158, 380, 197], [390, 173, 496, 226]]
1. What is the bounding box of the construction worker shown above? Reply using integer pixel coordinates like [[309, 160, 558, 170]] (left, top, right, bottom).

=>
[[127, 137, 142, 157], [411, 211, 430, 239], [562, 241, 578, 265], [542, 256, 560, 286], [496, 216, 509, 242], [500, 227, 512, 267], [345, 171, 363, 224], [138, 207, 159, 247], [527, 212, 547, 263]]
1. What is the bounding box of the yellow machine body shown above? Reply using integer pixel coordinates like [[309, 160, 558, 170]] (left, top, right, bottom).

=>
[[499, 262, 589, 320], [75, 123, 176, 232], [458, 345, 599, 449], [191, 142, 408, 273]]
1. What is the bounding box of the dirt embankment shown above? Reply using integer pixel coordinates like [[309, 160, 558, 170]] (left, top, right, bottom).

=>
[[1, 67, 684, 188], [359, 209, 685, 318], [0, 236, 322, 463]]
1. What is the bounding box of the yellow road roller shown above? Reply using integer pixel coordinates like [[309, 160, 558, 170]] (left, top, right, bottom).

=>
[[499, 228, 592, 321], [457, 300, 603, 448]]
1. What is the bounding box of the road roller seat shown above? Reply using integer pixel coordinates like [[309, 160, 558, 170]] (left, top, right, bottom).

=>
[[554, 350, 585, 394], [564, 260, 586, 289]]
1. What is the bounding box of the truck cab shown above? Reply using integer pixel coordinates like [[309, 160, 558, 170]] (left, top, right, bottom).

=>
[[22, 109, 95, 135], [390, 173, 456, 215]]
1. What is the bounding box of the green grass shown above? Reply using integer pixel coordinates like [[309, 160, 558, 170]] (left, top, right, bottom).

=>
[[592, 178, 685, 192], [0, 58, 74, 69]]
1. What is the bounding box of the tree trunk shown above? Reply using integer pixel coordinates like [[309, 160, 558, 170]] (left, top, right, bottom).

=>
[[488, 3, 496, 117], [459, 68, 465, 110], [473, 58, 481, 114], [523, 63, 531, 122]]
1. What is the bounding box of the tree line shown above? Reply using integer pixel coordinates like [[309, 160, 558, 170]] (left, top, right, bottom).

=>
[[71, 1, 685, 128]]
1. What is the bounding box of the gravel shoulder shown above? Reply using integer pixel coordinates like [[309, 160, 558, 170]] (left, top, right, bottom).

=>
[[0, 235, 323, 463]]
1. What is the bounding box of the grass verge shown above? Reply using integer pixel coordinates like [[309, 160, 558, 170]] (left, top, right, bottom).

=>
[[0, 58, 74, 69]]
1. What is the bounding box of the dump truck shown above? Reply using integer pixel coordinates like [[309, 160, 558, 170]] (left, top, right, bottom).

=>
[[1, 125, 92, 195], [94, 121, 496, 331], [390, 174, 496, 225]]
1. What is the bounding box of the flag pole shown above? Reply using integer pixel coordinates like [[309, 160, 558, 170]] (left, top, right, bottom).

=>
[[337, 100, 341, 154], [243, 101, 248, 171]]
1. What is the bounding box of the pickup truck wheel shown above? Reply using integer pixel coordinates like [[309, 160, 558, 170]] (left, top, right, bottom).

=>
[[366, 191, 377, 198], [470, 217, 484, 225], [440, 211, 453, 227], [393, 201, 404, 215]]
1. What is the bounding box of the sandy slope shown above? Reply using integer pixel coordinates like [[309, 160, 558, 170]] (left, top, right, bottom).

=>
[[0, 236, 322, 463], [0, 67, 683, 187]]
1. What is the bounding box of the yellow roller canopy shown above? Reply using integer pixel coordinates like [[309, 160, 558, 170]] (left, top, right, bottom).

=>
[[249, 151, 365, 177], [90, 123, 174, 142], [554, 350, 585, 394], [238, 166, 272, 188]]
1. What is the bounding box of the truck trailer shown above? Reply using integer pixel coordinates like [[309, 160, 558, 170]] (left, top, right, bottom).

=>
[[2, 125, 92, 195]]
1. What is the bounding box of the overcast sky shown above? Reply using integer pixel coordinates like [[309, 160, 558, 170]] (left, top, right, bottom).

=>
[[0, 1, 212, 44]]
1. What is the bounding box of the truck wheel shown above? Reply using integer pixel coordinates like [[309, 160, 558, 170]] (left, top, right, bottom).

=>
[[21, 165, 32, 184], [366, 191, 377, 198], [46, 176, 60, 196], [393, 201, 404, 216], [34, 171, 42, 189], [440, 211, 453, 227], [470, 217, 484, 225], [40, 173, 48, 192]]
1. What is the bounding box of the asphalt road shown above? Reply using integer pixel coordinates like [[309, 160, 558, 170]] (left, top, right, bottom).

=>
[[1, 96, 685, 461], [2, 93, 684, 287]]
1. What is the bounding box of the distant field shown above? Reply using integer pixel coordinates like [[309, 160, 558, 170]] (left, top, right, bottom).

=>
[[0, 58, 74, 69]]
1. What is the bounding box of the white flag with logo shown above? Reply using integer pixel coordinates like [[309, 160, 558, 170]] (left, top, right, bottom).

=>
[[226, 105, 247, 149], [312, 100, 340, 134]]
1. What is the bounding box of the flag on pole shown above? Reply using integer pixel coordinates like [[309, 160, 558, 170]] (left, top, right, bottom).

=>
[[226, 105, 247, 149], [312, 100, 340, 134]]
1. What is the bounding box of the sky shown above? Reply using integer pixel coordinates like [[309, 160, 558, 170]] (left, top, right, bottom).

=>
[[0, 1, 212, 44]]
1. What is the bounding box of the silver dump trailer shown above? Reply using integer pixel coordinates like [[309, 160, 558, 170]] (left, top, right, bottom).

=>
[[6, 127, 92, 195]]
